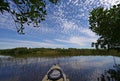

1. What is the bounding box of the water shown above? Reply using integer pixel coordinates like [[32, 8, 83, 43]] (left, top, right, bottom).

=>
[[0, 55, 120, 81]]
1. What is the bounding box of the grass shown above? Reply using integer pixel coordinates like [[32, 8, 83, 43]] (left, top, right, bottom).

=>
[[0, 48, 120, 57]]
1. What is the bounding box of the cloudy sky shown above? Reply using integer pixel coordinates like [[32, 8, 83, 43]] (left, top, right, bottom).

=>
[[0, 0, 120, 49]]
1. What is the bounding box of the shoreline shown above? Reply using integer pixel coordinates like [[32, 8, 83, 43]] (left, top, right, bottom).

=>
[[0, 48, 120, 57]]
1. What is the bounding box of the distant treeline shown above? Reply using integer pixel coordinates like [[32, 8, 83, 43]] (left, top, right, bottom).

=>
[[0, 47, 120, 57]]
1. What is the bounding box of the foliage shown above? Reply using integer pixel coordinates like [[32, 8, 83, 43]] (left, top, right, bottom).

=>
[[89, 4, 120, 50], [98, 64, 120, 81], [0, 0, 58, 34], [0, 47, 120, 57]]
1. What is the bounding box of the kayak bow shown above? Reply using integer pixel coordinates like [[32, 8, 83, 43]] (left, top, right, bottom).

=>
[[42, 64, 69, 81]]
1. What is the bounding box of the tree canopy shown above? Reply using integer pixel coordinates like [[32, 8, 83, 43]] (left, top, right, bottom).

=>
[[0, 0, 58, 34], [89, 4, 120, 49]]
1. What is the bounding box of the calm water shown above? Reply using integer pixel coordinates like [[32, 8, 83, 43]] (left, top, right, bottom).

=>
[[0, 55, 120, 81]]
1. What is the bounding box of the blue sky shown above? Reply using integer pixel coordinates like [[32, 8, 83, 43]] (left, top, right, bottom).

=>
[[0, 0, 120, 49]]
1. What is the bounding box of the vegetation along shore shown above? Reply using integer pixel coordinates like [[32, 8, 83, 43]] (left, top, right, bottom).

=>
[[0, 47, 120, 57]]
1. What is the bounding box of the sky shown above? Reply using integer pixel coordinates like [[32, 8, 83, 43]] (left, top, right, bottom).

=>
[[0, 0, 120, 49]]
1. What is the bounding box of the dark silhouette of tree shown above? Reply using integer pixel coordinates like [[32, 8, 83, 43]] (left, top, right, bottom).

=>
[[89, 4, 120, 50], [97, 57, 120, 81], [0, 0, 59, 34]]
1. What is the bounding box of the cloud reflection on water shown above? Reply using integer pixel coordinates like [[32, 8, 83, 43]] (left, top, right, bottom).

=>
[[0, 56, 120, 81]]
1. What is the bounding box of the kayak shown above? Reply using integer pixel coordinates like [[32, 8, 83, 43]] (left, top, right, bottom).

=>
[[42, 64, 69, 81]]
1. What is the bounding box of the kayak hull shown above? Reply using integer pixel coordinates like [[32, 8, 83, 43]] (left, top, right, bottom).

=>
[[42, 64, 69, 81]]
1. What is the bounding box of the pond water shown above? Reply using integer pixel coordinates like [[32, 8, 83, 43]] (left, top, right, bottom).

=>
[[0, 55, 120, 81]]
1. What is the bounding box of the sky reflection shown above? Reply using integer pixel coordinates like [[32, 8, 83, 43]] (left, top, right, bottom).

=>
[[0, 56, 120, 81]]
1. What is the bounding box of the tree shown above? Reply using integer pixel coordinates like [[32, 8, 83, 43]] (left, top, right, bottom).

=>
[[97, 57, 120, 81], [0, 0, 58, 34], [89, 4, 120, 50]]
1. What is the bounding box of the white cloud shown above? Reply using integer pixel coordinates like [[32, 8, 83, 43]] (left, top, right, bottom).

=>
[[25, 25, 54, 34], [0, 37, 97, 49], [80, 28, 97, 37], [0, 13, 16, 31], [78, 13, 85, 18], [69, 37, 89, 46], [1, 0, 118, 49], [84, 0, 95, 6], [73, 0, 79, 6], [99, 0, 120, 8], [62, 20, 77, 31], [55, 16, 97, 38], [0, 39, 63, 49], [55, 36, 97, 46]]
